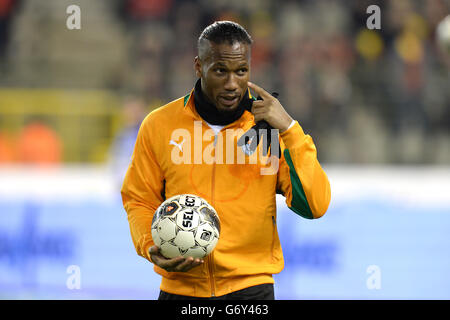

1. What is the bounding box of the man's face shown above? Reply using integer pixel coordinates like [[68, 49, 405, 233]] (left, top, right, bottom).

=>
[[194, 41, 250, 114]]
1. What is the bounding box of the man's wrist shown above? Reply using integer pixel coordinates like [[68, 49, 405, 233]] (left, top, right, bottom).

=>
[[286, 120, 295, 131], [279, 119, 295, 133], [280, 121, 308, 149]]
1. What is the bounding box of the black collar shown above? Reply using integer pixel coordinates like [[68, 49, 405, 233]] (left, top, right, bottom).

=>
[[193, 79, 252, 126]]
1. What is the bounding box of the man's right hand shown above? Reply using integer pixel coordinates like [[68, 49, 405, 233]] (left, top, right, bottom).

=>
[[149, 245, 204, 272]]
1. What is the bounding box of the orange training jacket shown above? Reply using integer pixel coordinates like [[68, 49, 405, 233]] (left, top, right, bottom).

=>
[[121, 89, 331, 297]]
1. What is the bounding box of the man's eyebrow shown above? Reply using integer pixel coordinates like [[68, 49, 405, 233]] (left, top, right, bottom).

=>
[[213, 62, 228, 67], [212, 62, 249, 68]]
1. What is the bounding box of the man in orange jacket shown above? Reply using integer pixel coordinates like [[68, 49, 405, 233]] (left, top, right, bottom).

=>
[[121, 21, 331, 300]]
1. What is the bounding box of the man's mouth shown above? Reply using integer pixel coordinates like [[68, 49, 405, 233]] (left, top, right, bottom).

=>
[[218, 95, 239, 107]]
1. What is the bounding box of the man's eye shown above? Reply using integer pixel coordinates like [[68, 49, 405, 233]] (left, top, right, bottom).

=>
[[215, 68, 226, 74], [237, 68, 248, 75]]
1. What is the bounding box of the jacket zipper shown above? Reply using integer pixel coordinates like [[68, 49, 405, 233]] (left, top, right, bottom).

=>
[[207, 132, 218, 297], [207, 238, 216, 297], [209, 133, 218, 297]]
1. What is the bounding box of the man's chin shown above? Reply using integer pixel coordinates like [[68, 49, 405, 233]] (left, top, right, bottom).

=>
[[216, 104, 239, 114], [215, 97, 242, 114]]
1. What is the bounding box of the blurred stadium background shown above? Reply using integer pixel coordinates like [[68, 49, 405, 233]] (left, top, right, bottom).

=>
[[0, 0, 449, 299]]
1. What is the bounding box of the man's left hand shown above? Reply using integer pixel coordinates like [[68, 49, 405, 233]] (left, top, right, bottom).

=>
[[247, 81, 293, 133]]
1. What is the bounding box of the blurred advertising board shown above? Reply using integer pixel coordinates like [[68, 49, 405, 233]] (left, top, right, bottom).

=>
[[0, 166, 449, 299]]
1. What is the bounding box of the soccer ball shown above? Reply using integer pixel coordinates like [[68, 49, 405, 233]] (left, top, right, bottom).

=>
[[436, 15, 450, 54], [151, 194, 220, 259]]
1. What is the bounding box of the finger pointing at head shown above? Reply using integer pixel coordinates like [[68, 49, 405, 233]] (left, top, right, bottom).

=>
[[247, 81, 271, 100]]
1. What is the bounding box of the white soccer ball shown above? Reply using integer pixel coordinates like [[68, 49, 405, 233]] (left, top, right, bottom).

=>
[[436, 15, 450, 54], [151, 194, 220, 259]]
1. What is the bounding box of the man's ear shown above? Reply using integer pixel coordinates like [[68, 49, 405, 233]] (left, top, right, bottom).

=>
[[194, 56, 202, 78]]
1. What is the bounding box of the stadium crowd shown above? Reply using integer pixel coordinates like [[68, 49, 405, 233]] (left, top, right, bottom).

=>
[[0, 0, 449, 164]]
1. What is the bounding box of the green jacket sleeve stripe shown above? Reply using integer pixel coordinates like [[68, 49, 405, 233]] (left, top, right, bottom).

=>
[[183, 94, 190, 107], [284, 148, 314, 219]]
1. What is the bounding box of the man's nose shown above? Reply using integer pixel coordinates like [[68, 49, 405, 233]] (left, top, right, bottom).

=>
[[223, 73, 239, 91]]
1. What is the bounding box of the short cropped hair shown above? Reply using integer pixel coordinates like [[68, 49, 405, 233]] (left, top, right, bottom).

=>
[[197, 21, 253, 59]]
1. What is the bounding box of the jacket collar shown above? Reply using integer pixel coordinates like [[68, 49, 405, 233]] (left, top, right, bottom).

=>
[[183, 87, 255, 130]]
